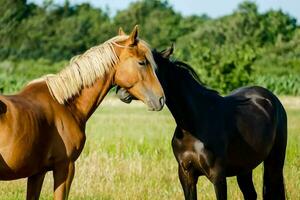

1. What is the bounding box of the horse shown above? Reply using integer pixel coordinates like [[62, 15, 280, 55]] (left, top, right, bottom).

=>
[[117, 45, 287, 200], [0, 26, 165, 200]]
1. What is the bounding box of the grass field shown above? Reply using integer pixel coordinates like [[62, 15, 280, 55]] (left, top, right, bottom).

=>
[[0, 96, 299, 199]]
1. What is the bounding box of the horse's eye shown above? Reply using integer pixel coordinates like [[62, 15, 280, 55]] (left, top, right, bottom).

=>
[[138, 60, 147, 66]]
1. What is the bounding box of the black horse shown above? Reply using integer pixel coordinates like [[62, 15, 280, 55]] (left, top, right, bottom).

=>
[[117, 46, 287, 200]]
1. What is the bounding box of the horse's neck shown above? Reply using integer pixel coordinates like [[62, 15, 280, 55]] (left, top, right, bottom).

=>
[[69, 69, 115, 123], [164, 70, 220, 132]]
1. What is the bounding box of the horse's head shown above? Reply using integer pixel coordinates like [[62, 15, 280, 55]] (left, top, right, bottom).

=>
[[116, 44, 174, 105], [113, 26, 165, 111]]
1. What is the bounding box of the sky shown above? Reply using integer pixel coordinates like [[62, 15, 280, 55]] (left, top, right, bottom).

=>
[[29, 0, 300, 22]]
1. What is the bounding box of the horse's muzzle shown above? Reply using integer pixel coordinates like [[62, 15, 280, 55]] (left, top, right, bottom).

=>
[[116, 86, 135, 104], [147, 96, 165, 111]]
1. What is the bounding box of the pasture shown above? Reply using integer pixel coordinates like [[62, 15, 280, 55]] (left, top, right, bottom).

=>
[[0, 96, 299, 200]]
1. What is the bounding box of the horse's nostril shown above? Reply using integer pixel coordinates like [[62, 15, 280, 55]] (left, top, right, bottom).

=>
[[159, 96, 165, 107]]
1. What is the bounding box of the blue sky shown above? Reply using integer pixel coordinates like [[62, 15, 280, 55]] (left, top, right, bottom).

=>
[[29, 0, 300, 22]]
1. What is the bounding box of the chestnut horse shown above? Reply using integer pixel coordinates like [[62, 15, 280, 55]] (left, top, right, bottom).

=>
[[0, 26, 165, 200], [117, 46, 287, 200]]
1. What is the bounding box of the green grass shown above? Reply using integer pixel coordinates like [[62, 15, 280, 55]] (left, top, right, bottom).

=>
[[0, 97, 299, 199]]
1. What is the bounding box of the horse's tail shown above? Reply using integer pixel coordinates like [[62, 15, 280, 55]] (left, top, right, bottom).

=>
[[263, 94, 287, 199], [0, 100, 7, 114]]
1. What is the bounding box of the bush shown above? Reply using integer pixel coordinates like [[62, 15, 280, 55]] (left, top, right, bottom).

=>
[[0, 59, 67, 94], [254, 74, 300, 96], [176, 43, 256, 94]]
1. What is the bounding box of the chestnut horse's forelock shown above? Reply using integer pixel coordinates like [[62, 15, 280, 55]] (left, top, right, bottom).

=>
[[111, 40, 157, 70], [29, 35, 156, 104]]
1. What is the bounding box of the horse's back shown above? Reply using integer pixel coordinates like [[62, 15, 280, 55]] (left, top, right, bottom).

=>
[[224, 86, 287, 175], [0, 81, 54, 122], [228, 86, 286, 128]]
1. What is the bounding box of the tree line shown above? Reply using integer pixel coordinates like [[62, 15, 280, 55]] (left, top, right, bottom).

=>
[[0, 0, 299, 95]]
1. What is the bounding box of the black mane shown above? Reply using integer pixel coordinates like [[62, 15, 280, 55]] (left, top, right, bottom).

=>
[[173, 61, 203, 84]]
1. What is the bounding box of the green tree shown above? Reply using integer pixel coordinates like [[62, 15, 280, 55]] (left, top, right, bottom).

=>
[[9, 1, 113, 61], [113, 0, 184, 48], [0, 0, 299, 95], [0, 0, 29, 59]]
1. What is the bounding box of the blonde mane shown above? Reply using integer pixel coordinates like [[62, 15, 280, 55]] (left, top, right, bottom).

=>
[[28, 35, 156, 104]]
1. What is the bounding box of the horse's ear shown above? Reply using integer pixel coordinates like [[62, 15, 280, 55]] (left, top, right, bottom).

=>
[[118, 27, 126, 36], [128, 25, 139, 45], [161, 43, 175, 58]]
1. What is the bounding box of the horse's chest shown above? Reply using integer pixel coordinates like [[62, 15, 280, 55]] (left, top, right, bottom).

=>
[[172, 128, 215, 176], [55, 119, 86, 161], [62, 132, 86, 161]]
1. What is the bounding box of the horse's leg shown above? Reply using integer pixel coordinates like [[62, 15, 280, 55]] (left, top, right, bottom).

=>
[[53, 162, 75, 200], [263, 156, 285, 200], [237, 171, 257, 200], [26, 172, 46, 200], [178, 164, 198, 200], [212, 176, 227, 200], [263, 147, 286, 200], [210, 159, 227, 200]]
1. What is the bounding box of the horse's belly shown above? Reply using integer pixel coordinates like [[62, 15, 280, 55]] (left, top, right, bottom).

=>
[[0, 141, 50, 180], [0, 155, 41, 180], [225, 157, 263, 176], [225, 137, 270, 176]]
